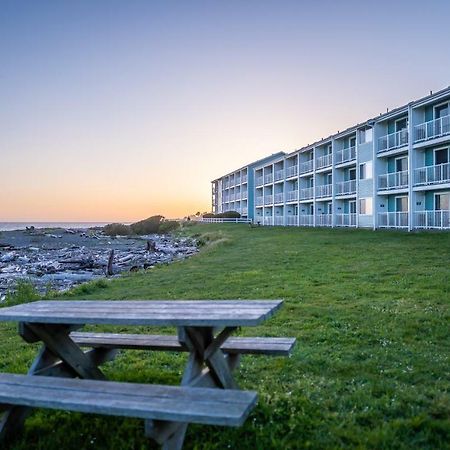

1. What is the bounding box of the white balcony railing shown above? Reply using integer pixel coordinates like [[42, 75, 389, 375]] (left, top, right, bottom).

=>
[[335, 180, 356, 195], [286, 216, 298, 226], [274, 192, 284, 203], [256, 176, 264, 186], [316, 153, 333, 169], [414, 115, 450, 142], [414, 163, 450, 186], [286, 190, 298, 202], [286, 165, 298, 178], [299, 215, 314, 226], [415, 210, 450, 229], [264, 194, 273, 205], [378, 212, 409, 228], [300, 187, 314, 200], [300, 160, 314, 174], [274, 216, 284, 226], [264, 174, 273, 184], [255, 196, 264, 206], [315, 214, 332, 227], [263, 217, 272, 226], [378, 129, 408, 153], [378, 170, 409, 190], [336, 213, 356, 227], [274, 169, 284, 181], [335, 146, 356, 164], [315, 184, 332, 198]]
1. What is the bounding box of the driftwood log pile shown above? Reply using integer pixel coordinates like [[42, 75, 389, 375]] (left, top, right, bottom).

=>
[[0, 228, 198, 301]]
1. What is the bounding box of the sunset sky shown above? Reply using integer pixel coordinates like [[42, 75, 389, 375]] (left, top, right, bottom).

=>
[[1, 0, 449, 222]]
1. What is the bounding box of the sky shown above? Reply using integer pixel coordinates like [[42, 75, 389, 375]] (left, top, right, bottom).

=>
[[1, 0, 449, 222]]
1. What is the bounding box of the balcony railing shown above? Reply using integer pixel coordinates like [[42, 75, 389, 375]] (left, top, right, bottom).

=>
[[274, 216, 284, 226], [378, 129, 408, 153], [316, 153, 332, 169], [242, 174, 248, 183], [335, 180, 356, 196], [335, 146, 356, 164], [256, 176, 263, 186], [378, 212, 408, 228], [315, 214, 332, 227], [286, 165, 298, 178], [336, 213, 356, 227], [286, 216, 298, 226], [414, 115, 450, 142], [300, 160, 314, 174], [415, 210, 450, 229], [264, 174, 273, 184], [274, 169, 284, 181], [315, 184, 332, 198], [255, 197, 263, 206], [414, 163, 450, 186], [300, 187, 314, 200], [263, 217, 272, 226], [274, 192, 284, 203], [299, 215, 314, 226], [378, 170, 409, 190], [264, 194, 273, 205], [235, 177, 241, 185], [286, 190, 298, 202]]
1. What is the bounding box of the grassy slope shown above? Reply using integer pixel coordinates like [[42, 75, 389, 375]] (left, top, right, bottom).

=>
[[1, 224, 449, 449]]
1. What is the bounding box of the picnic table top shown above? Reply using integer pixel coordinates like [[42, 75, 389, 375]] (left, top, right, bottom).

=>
[[0, 299, 283, 326]]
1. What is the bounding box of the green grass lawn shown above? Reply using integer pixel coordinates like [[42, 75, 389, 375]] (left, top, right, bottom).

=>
[[1, 224, 449, 449]]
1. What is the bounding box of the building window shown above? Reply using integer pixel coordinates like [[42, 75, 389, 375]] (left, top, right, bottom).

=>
[[434, 148, 449, 165], [435, 103, 449, 119], [359, 161, 373, 180], [395, 196, 408, 212], [435, 192, 449, 210], [359, 128, 373, 144], [359, 198, 373, 215]]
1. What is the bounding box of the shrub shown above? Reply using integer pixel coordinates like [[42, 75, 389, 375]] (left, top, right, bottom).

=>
[[159, 220, 180, 233], [202, 211, 241, 219], [130, 215, 164, 234], [3, 280, 41, 306], [103, 223, 130, 236]]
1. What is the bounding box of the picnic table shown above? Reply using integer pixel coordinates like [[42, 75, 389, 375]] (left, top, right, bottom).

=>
[[0, 299, 295, 449]]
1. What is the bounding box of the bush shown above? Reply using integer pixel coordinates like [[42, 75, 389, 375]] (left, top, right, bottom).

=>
[[103, 223, 131, 236], [202, 211, 241, 219], [159, 220, 180, 233], [130, 215, 164, 234], [3, 280, 41, 306]]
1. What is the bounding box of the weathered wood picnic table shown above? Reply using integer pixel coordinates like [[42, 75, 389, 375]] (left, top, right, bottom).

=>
[[0, 299, 295, 449]]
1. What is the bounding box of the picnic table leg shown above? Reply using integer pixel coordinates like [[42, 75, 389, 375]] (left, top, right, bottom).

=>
[[147, 326, 241, 450], [0, 322, 116, 443]]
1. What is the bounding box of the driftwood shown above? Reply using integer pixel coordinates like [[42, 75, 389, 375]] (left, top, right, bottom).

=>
[[146, 240, 156, 252], [106, 250, 114, 276]]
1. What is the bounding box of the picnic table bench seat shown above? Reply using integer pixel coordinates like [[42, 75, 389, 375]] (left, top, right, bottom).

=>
[[70, 332, 296, 356], [0, 373, 257, 427]]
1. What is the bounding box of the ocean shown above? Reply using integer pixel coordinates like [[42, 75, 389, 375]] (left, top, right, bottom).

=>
[[0, 222, 110, 231]]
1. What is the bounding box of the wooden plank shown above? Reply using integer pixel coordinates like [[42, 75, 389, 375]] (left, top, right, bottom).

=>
[[0, 374, 257, 427], [70, 332, 296, 356], [0, 300, 283, 327]]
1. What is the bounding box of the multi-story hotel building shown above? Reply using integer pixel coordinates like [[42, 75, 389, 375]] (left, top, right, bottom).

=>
[[211, 86, 450, 230]]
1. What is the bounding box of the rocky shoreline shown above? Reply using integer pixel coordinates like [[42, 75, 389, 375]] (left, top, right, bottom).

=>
[[0, 227, 198, 301]]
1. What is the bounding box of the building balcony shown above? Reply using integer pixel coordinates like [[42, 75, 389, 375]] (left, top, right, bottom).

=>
[[315, 184, 332, 198], [336, 213, 356, 227], [242, 174, 248, 183], [274, 169, 284, 181], [241, 190, 248, 199], [378, 170, 409, 190], [316, 154, 333, 169], [414, 115, 450, 143], [264, 174, 273, 184], [300, 187, 314, 200], [414, 163, 450, 186], [299, 215, 314, 226], [335, 146, 356, 164], [235, 177, 241, 185], [299, 160, 314, 174], [242, 207, 248, 215], [286, 165, 298, 178], [286, 215, 297, 226], [335, 180, 356, 196], [378, 212, 408, 228], [256, 176, 264, 186], [229, 194, 235, 201], [378, 130, 408, 153], [234, 194, 240, 201], [315, 214, 332, 227], [415, 210, 450, 229], [274, 192, 284, 203], [286, 190, 298, 202], [264, 194, 273, 205], [274, 216, 284, 226], [255, 197, 263, 206], [263, 217, 272, 226]]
